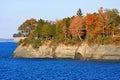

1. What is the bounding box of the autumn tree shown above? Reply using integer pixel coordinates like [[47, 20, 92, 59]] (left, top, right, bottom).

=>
[[85, 13, 98, 41], [85, 7, 120, 44], [97, 7, 112, 37], [69, 16, 85, 40], [18, 18, 37, 36]]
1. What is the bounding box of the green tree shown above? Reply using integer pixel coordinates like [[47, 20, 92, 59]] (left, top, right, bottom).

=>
[[55, 20, 64, 39], [49, 24, 56, 38], [42, 24, 51, 38], [108, 9, 120, 27], [77, 8, 82, 16], [62, 17, 71, 39], [33, 26, 42, 39], [33, 19, 47, 39]]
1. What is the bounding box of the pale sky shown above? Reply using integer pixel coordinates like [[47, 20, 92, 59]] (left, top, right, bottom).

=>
[[0, 0, 120, 38]]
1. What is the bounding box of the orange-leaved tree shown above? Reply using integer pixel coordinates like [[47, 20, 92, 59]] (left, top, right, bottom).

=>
[[85, 13, 98, 40], [69, 16, 85, 40]]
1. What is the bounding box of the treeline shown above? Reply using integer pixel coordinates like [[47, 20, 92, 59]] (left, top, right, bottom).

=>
[[17, 7, 120, 48]]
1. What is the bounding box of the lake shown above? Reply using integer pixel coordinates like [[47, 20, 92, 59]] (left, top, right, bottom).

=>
[[0, 42, 120, 80]]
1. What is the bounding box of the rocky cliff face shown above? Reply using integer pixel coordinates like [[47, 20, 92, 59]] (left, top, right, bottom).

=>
[[76, 44, 120, 60], [13, 44, 77, 58], [13, 43, 120, 60], [13, 45, 54, 58]]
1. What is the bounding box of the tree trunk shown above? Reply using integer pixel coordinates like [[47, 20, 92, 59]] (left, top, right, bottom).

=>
[[78, 34, 82, 41]]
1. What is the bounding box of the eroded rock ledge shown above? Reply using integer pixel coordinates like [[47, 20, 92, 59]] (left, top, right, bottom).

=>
[[13, 43, 120, 60]]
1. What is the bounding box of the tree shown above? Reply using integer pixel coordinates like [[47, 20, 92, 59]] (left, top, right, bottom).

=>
[[49, 24, 56, 38], [62, 17, 71, 39], [32, 19, 51, 39], [55, 20, 64, 39], [69, 16, 85, 40], [34, 19, 46, 38], [85, 13, 97, 31], [32, 26, 42, 39], [77, 8, 82, 16], [85, 13, 98, 40], [18, 18, 37, 36], [108, 9, 120, 27], [42, 24, 51, 38], [97, 7, 107, 37]]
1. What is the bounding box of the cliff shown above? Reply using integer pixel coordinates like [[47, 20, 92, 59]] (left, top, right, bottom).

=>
[[76, 44, 120, 60], [13, 44, 76, 58], [13, 37, 25, 42], [13, 43, 120, 60]]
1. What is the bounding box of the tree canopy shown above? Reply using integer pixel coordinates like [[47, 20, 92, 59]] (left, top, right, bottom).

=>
[[16, 7, 120, 48], [18, 18, 37, 37]]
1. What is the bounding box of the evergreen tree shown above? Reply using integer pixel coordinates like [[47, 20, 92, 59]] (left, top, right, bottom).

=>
[[77, 8, 82, 16]]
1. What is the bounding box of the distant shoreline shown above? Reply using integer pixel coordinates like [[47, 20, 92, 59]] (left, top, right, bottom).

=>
[[0, 38, 13, 42]]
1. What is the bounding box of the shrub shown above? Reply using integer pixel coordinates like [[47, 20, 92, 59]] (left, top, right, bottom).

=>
[[18, 39, 23, 45], [22, 38, 30, 46], [32, 39, 41, 49]]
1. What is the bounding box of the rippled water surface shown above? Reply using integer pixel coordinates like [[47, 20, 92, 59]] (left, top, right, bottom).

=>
[[0, 42, 120, 80]]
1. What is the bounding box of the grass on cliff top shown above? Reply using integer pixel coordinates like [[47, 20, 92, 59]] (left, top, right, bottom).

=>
[[18, 35, 120, 49]]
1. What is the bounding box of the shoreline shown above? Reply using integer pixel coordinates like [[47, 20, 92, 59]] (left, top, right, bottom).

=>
[[11, 57, 120, 62]]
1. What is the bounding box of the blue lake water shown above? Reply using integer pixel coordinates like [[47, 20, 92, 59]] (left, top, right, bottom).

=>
[[0, 42, 120, 80]]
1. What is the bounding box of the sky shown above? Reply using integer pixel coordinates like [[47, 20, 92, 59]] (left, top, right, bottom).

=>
[[0, 0, 120, 38]]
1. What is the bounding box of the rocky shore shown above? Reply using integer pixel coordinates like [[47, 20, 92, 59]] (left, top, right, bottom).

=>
[[13, 43, 120, 60]]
